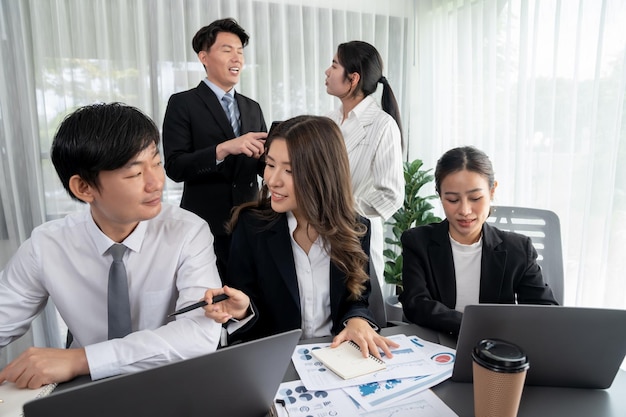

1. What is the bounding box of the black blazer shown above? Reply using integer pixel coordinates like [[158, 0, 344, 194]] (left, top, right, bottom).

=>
[[162, 81, 267, 236], [226, 210, 376, 343], [399, 220, 558, 335]]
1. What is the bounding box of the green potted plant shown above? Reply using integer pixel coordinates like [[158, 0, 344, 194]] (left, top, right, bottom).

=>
[[384, 159, 441, 320]]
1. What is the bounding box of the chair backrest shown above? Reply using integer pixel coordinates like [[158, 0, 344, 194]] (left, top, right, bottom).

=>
[[486, 205, 564, 304], [368, 259, 388, 328]]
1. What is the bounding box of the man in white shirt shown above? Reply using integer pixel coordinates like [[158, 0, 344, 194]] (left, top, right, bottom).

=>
[[0, 103, 222, 388]]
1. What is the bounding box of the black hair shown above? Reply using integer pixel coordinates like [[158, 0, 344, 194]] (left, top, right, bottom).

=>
[[434, 146, 495, 195], [192, 18, 249, 53], [336, 40, 403, 145], [50, 102, 160, 202]]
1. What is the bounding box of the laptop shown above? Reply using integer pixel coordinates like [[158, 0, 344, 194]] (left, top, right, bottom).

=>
[[451, 304, 626, 389], [23, 329, 302, 417]]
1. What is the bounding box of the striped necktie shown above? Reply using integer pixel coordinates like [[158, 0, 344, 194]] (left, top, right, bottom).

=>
[[222, 93, 240, 137]]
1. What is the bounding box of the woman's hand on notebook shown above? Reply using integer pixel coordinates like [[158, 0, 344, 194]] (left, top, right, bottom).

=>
[[331, 318, 400, 360]]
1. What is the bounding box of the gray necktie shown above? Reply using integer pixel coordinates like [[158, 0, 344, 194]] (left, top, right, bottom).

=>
[[108, 244, 132, 339], [222, 93, 240, 137]]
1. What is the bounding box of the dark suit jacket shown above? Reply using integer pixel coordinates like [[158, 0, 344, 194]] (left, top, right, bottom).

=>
[[162, 81, 267, 237], [226, 210, 377, 343], [399, 220, 557, 335]]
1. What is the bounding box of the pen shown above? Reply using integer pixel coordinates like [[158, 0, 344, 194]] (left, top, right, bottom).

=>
[[167, 294, 229, 317], [273, 399, 290, 417]]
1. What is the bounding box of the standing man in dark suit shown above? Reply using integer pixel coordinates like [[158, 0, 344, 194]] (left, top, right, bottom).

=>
[[163, 18, 267, 280]]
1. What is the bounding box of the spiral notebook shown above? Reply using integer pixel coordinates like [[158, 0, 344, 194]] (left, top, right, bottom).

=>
[[312, 341, 386, 380], [0, 382, 56, 417]]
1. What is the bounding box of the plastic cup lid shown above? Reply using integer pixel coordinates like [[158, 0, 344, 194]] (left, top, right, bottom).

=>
[[472, 338, 530, 373]]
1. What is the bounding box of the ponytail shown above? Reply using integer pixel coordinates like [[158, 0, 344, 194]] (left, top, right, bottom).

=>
[[337, 41, 404, 149], [379, 76, 404, 150]]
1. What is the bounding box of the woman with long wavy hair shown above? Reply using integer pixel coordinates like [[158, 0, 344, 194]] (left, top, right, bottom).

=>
[[203, 115, 398, 358]]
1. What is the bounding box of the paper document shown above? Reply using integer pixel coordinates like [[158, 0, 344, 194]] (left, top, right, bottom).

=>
[[343, 368, 453, 411], [0, 381, 57, 417], [292, 334, 455, 390], [273, 379, 458, 417]]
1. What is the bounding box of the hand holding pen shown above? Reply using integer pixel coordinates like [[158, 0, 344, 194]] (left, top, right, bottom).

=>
[[200, 286, 251, 324]]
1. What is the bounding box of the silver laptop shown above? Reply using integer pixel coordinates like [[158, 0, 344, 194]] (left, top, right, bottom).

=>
[[23, 329, 302, 417], [451, 304, 626, 388]]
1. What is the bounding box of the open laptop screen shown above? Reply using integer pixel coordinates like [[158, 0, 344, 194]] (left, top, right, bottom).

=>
[[23, 329, 302, 417], [452, 304, 626, 389]]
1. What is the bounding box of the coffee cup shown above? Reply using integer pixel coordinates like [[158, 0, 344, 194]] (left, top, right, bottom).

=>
[[472, 338, 529, 417]]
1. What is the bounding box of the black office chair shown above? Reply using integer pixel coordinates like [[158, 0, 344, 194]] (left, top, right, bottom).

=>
[[367, 262, 388, 328], [368, 260, 411, 327], [487, 205, 565, 304]]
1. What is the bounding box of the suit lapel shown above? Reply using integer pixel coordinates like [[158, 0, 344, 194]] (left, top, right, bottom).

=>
[[235, 92, 254, 135], [343, 122, 366, 154], [267, 216, 301, 308], [342, 97, 378, 154], [429, 221, 458, 308], [195, 82, 235, 138], [479, 224, 506, 301]]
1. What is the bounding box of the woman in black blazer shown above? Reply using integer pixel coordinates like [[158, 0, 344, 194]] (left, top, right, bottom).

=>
[[399, 146, 558, 335], [203, 115, 398, 358]]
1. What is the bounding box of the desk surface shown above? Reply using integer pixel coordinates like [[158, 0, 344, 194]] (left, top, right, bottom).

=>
[[283, 324, 626, 417]]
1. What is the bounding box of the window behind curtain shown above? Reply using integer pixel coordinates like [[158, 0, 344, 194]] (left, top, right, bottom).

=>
[[24, 0, 410, 220], [0, 0, 411, 361], [411, 0, 626, 311]]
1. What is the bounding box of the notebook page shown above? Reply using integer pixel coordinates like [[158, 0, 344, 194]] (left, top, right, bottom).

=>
[[0, 381, 57, 417]]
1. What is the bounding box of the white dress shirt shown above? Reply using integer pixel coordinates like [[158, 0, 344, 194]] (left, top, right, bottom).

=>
[[450, 235, 482, 312], [327, 96, 404, 286], [287, 212, 332, 339], [203, 78, 240, 165], [0, 203, 222, 380], [203, 78, 241, 128], [327, 95, 403, 221]]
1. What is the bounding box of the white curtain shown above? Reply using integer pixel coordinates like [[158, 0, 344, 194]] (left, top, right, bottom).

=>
[[1, 0, 625, 361], [411, 0, 626, 310], [3, 0, 413, 214], [0, 0, 412, 358], [0, 0, 64, 367]]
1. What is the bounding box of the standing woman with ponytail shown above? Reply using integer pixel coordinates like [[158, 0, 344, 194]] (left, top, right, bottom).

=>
[[324, 41, 404, 290]]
